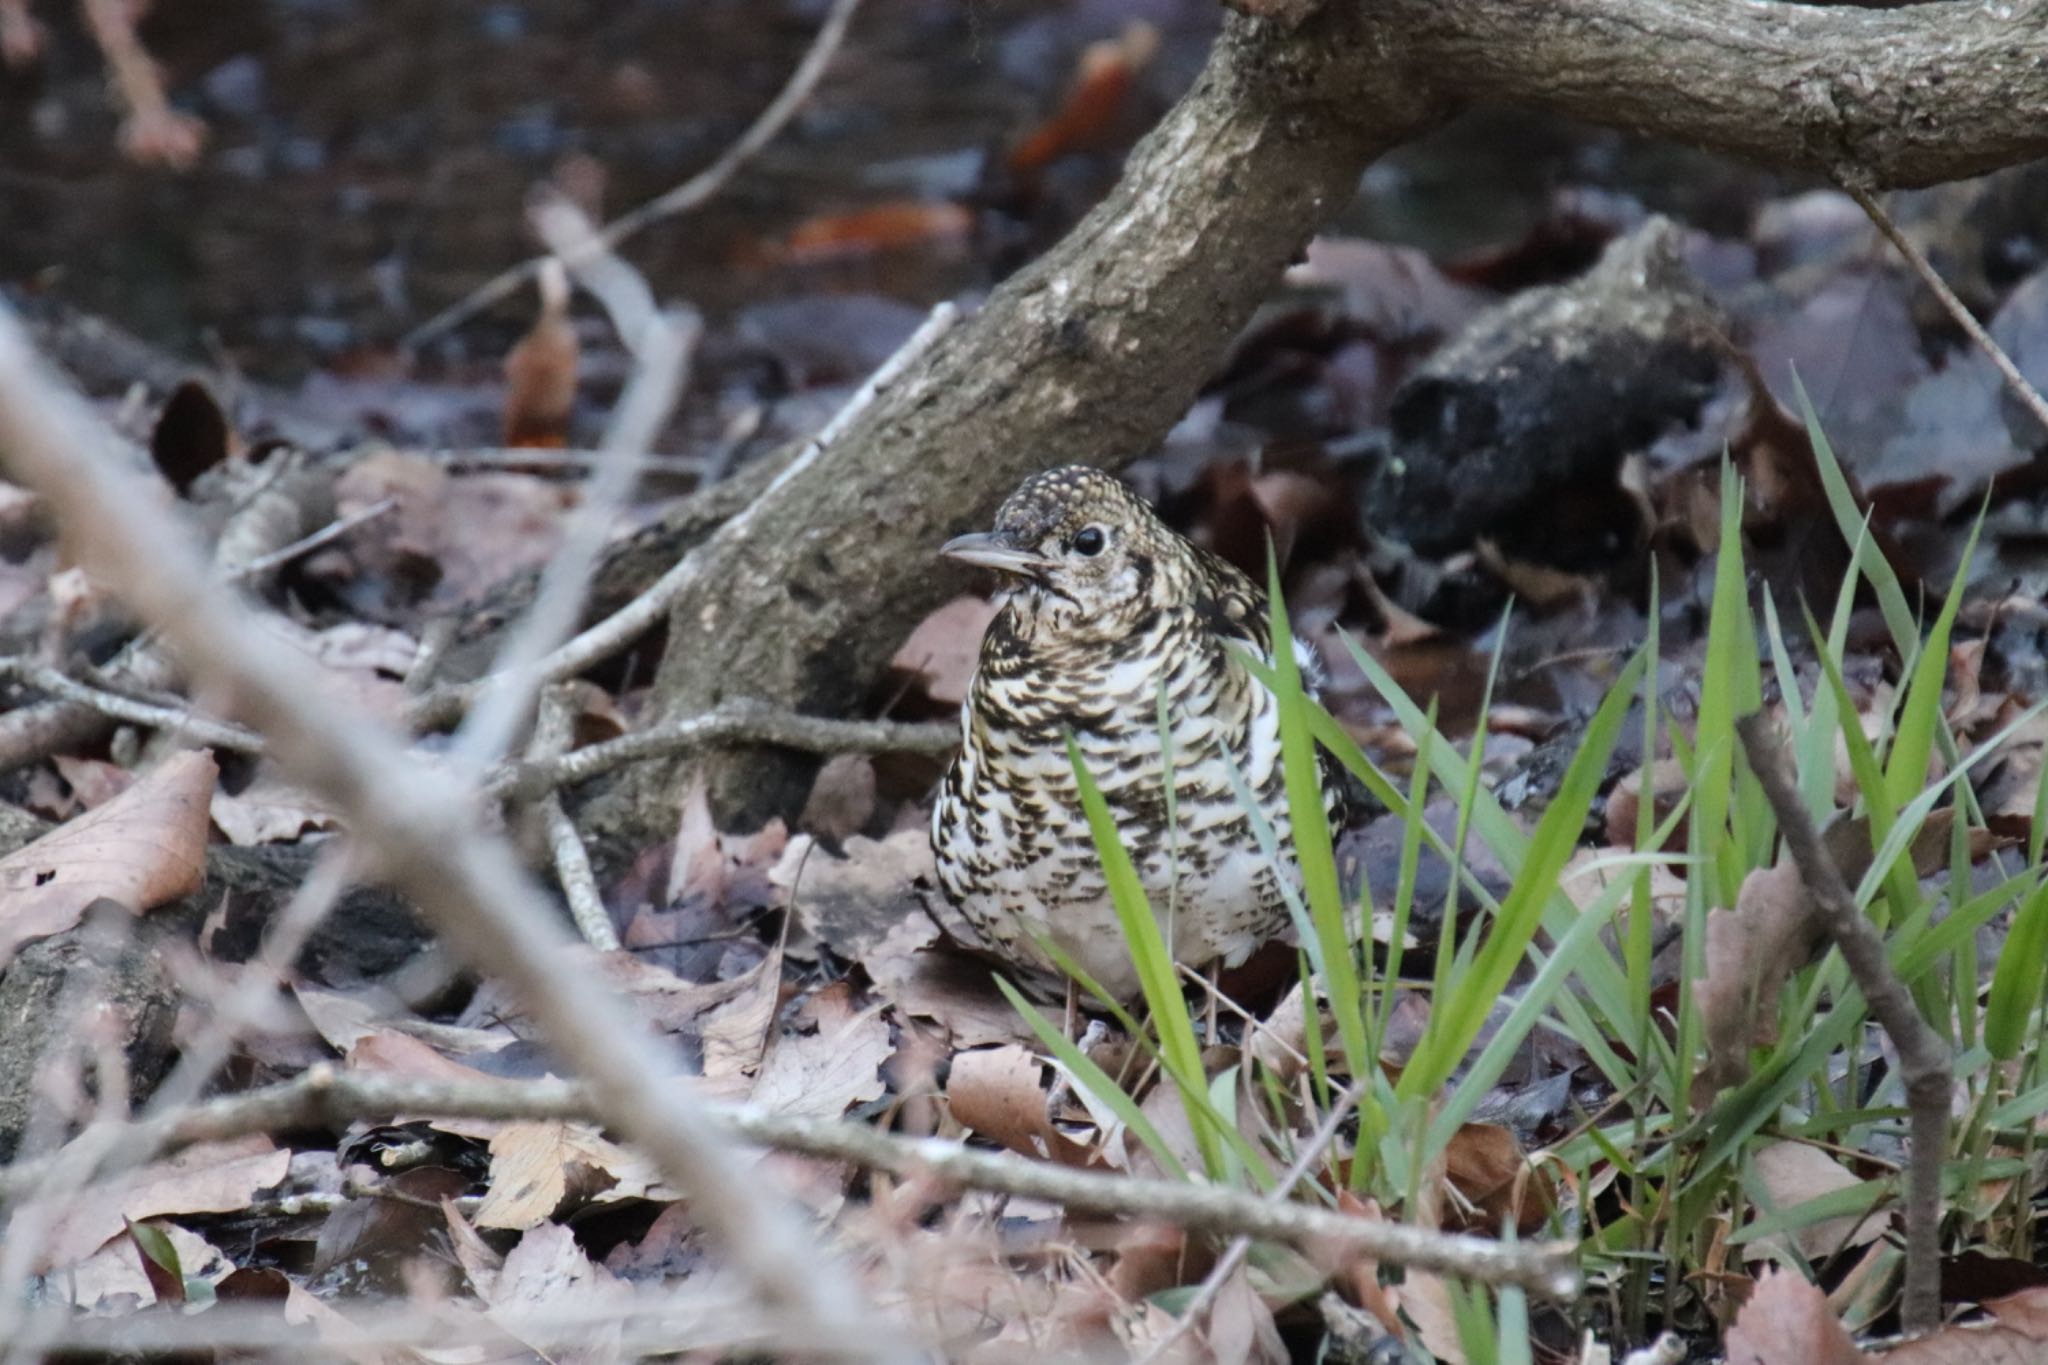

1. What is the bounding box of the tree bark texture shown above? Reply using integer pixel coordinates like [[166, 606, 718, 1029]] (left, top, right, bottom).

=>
[[625, 0, 2048, 831]]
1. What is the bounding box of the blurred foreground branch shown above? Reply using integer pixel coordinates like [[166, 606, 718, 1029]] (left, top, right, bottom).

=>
[[0, 302, 907, 1361]]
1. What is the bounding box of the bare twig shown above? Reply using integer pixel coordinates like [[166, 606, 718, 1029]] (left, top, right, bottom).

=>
[[450, 197, 701, 771], [486, 700, 954, 801], [0, 656, 264, 754], [225, 497, 397, 583], [1734, 713, 1950, 1334], [406, 300, 957, 733], [424, 447, 708, 478], [400, 0, 863, 350], [0, 301, 905, 1360], [1843, 180, 2048, 441], [0, 1066, 1582, 1297], [530, 686, 619, 950]]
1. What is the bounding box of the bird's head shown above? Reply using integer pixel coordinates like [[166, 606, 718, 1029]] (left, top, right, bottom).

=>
[[941, 466, 1177, 640]]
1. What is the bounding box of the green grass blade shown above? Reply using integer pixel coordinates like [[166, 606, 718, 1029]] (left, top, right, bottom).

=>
[[1065, 734, 1222, 1176]]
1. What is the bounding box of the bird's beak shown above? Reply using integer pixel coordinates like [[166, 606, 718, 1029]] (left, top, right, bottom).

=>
[[940, 531, 1054, 576]]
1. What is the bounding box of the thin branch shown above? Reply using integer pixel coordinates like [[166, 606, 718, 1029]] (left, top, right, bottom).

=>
[[405, 300, 957, 734], [0, 657, 264, 754], [1843, 180, 2048, 440], [486, 701, 954, 802], [400, 0, 863, 351], [530, 686, 619, 950], [1735, 713, 1950, 1334], [0, 301, 906, 1360], [422, 447, 709, 478], [0, 1066, 1583, 1298], [224, 497, 397, 584]]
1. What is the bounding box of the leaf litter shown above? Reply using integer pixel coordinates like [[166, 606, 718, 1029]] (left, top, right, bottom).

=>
[[5, 7, 2048, 1360]]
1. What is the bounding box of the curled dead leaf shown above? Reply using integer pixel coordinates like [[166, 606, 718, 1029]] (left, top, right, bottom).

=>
[[947, 1043, 1095, 1167]]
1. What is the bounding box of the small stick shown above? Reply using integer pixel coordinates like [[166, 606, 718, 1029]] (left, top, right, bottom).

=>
[[485, 701, 954, 801], [225, 497, 397, 583], [0, 656, 264, 754], [529, 685, 620, 950], [1734, 713, 1949, 1334], [422, 448, 709, 478], [1843, 180, 2048, 440]]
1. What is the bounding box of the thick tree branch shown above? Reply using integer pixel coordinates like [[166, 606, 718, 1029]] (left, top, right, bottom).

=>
[[631, 0, 2048, 833], [1389, 0, 2048, 190]]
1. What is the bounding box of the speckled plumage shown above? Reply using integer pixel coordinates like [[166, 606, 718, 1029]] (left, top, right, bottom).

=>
[[930, 465, 1344, 1002]]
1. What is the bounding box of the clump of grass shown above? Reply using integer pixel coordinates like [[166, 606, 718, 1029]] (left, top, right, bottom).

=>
[[1008, 395, 2048, 1353]]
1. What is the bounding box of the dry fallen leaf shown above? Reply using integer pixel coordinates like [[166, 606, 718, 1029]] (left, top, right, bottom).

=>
[[892, 595, 999, 706], [1441, 1122, 1557, 1236], [210, 768, 338, 845], [1698, 860, 1820, 1097], [473, 1120, 656, 1231], [502, 258, 580, 448], [1747, 1141, 1886, 1263], [50, 755, 135, 811], [749, 984, 893, 1121], [1724, 1267, 1867, 1365], [28, 1136, 290, 1271], [0, 748, 217, 966], [778, 830, 1031, 1048], [947, 1043, 1093, 1167], [697, 941, 785, 1098]]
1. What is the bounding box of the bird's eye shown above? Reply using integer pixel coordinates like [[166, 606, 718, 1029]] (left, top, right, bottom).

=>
[[1071, 526, 1107, 557]]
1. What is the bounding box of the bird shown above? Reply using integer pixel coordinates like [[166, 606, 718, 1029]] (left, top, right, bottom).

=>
[[930, 464, 1346, 1004]]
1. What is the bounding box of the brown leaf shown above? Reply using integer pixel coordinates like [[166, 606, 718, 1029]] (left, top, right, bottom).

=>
[[749, 985, 892, 1121], [30, 1136, 289, 1270], [1006, 21, 1158, 176], [1605, 757, 1689, 849], [1724, 1267, 1867, 1365], [473, 1120, 652, 1231], [501, 259, 580, 448], [0, 748, 216, 967], [1747, 1141, 1886, 1262], [697, 941, 785, 1097], [1984, 1287, 2048, 1337], [947, 1043, 1094, 1167], [763, 200, 974, 266], [1881, 1324, 2048, 1364], [149, 380, 233, 496], [1441, 1123, 1557, 1236], [1698, 860, 1818, 1096], [778, 831, 1032, 1048], [892, 595, 998, 707], [1206, 1259, 1289, 1365], [51, 755, 136, 810], [800, 753, 877, 841], [210, 769, 338, 845], [486, 1224, 628, 1365]]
